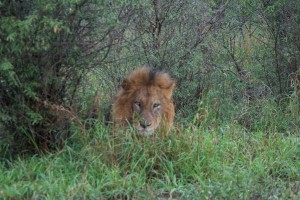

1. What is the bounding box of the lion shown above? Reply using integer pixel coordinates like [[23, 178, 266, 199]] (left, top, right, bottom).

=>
[[112, 67, 175, 136]]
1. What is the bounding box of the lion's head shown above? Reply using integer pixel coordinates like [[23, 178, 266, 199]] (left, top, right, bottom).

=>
[[112, 67, 175, 136]]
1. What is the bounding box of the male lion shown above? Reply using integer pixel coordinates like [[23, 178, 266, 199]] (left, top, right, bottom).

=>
[[112, 67, 175, 136]]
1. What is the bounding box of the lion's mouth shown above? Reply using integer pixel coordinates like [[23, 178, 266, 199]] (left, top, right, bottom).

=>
[[135, 126, 155, 136]]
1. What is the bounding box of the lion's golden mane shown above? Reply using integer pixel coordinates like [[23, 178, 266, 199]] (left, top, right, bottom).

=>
[[112, 67, 175, 135]]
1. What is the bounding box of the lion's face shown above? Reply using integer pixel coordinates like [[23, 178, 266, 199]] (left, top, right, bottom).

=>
[[132, 86, 166, 135], [113, 67, 175, 136]]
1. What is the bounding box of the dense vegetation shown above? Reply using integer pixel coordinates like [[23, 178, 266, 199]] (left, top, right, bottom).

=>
[[0, 0, 299, 199]]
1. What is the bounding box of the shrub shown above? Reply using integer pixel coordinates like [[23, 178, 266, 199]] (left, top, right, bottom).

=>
[[0, 0, 87, 155]]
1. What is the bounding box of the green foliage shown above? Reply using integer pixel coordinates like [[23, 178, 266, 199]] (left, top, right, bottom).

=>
[[0, 0, 87, 155], [1, 0, 300, 198], [0, 125, 299, 199], [1, 5, 300, 199], [79, 0, 300, 117]]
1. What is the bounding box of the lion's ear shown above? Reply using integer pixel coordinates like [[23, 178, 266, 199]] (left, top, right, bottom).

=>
[[155, 73, 176, 99], [121, 79, 131, 91], [164, 80, 175, 99]]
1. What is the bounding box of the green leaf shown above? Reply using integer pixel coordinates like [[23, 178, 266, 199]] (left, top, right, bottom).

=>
[[0, 59, 13, 71], [6, 32, 17, 42]]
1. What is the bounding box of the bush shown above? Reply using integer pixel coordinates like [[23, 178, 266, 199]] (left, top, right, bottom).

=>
[[1, 0, 300, 157], [0, 0, 87, 155]]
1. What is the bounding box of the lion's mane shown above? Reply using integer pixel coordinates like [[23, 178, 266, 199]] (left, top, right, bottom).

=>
[[112, 67, 175, 134]]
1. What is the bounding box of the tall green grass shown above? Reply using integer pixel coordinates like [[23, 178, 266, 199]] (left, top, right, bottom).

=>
[[1, 88, 299, 199], [1, 120, 299, 199]]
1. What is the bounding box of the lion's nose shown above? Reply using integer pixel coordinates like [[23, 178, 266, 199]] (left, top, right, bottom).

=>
[[140, 119, 151, 128]]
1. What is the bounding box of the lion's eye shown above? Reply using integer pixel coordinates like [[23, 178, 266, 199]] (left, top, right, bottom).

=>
[[134, 101, 141, 107], [153, 103, 160, 109]]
